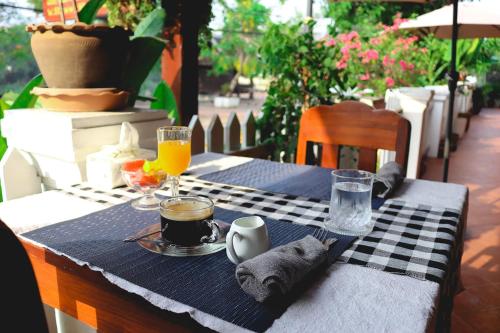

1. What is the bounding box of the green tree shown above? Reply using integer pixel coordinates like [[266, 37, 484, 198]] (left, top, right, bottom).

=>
[[324, 1, 449, 35], [201, 0, 270, 95], [0, 25, 39, 94], [257, 19, 350, 162]]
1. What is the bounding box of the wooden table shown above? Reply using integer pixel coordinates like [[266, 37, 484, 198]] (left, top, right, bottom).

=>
[[22, 240, 207, 332], [2, 153, 468, 333]]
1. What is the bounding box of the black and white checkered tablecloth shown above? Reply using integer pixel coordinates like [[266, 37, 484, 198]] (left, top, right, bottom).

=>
[[58, 176, 461, 283]]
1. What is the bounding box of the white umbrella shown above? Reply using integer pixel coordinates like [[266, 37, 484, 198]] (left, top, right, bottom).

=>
[[400, 2, 500, 38], [401, 1, 500, 182]]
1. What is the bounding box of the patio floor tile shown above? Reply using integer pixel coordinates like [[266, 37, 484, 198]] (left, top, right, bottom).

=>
[[422, 108, 500, 332]]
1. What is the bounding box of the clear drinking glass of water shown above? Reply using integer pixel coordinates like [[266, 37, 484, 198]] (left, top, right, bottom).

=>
[[325, 169, 374, 236]]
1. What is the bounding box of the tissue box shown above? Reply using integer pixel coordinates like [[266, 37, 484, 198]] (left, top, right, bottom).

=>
[[86, 149, 156, 190]]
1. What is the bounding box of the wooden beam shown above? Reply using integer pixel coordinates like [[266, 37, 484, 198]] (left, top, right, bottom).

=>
[[161, 8, 200, 126], [161, 28, 182, 119]]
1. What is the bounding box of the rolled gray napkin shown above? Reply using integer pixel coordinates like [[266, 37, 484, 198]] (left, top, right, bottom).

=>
[[235, 235, 327, 302], [373, 161, 404, 199]]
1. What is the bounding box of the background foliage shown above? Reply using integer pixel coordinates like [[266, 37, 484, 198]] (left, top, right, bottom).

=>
[[257, 4, 500, 162], [200, 0, 270, 95], [257, 19, 352, 162], [0, 25, 39, 94], [323, 0, 449, 35]]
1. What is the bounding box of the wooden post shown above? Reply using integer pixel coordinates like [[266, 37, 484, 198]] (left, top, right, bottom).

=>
[[161, 30, 182, 118], [161, 3, 204, 126]]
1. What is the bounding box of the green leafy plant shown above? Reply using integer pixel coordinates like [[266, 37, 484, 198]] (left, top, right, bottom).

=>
[[0, 25, 39, 93], [416, 35, 449, 86], [323, 0, 449, 35], [8, 74, 44, 109], [133, 7, 166, 38], [80, 0, 167, 105], [106, 0, 156, 30], [150, 81, 179, 124], [257, 19, 352, 162], [116, 6, 168, 105], [200, 0, 270, 95], [78, 0, 107, 24]]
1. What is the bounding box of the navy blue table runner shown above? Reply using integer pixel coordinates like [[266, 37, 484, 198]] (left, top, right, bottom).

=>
[[198, 159, 385, 209], [23, 203, 356, 332]]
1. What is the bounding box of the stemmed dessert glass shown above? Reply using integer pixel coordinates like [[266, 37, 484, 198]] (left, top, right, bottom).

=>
[[121, 159, 167, 210], [157, 126, 192, 197]]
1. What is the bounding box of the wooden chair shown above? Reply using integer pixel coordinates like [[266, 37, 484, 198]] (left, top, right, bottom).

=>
[[296, 101, 411, 175]]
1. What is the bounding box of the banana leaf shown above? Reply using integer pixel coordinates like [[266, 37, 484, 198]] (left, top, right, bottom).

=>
[[133, 8, 166, 38], [9, 74, 44, 110], [78, 0, 106, 24], [121, 36, 166, 105], [151, 81, 179, 124]]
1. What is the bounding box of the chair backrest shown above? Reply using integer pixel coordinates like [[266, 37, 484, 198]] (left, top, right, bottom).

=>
[[296, 101, 411, 174], [0, 220, 49, 333]]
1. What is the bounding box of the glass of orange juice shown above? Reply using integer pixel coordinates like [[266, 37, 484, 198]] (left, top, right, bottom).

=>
[[157, 126, 192, 197]]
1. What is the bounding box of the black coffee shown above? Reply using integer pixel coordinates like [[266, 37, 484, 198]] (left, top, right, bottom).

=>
[[160, 200, 214, 246]]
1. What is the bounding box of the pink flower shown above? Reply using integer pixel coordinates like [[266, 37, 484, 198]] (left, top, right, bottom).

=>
[[421, 47, 428, 54], [360, 73, 370, 81], [347, 31, 359, 40], [408, 36, 419, 43], [360, 49, 379, 63], [336, 59, 347, 70], [370, 37, 382, 46], [385, 77, 395, 87], [392, 12, 408, 30], [351, 42, 362, 50], [339, 31, 359, 43], [338, 33, 349, 43], [396, 36, 419, 46], [399, 60, 415, 71], [366, 49, 379, 60], [383, 55, 395, 67], [325, 38, 336, 47], [341, 46, 350, 56]]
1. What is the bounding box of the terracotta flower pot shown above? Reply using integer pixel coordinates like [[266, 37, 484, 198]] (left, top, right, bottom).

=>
[[31, 87, 130, 112], [27, 23, 130, 88]]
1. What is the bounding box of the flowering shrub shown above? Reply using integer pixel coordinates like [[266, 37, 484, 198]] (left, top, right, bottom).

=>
[[257, 14, 436, 162], [325, 13, 427, 96], [257, 19, 355, 162]]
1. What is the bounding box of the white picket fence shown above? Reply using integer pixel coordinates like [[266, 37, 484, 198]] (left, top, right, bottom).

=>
[[188, 111, 259, 155]]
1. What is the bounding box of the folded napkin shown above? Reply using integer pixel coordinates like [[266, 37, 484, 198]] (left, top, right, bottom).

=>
[[235, 235, 327, 302], [373, 161, 404, 199]]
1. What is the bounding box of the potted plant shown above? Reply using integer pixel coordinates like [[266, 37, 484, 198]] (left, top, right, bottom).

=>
[[25, 0, 167, 108], [28, 23, 130, 89]]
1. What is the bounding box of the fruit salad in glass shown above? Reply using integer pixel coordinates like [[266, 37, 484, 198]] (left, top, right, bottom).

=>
[[121, 159, 167, 210]]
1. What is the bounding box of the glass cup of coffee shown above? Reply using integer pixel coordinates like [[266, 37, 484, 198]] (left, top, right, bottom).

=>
[[159, 196, 220, 246]]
